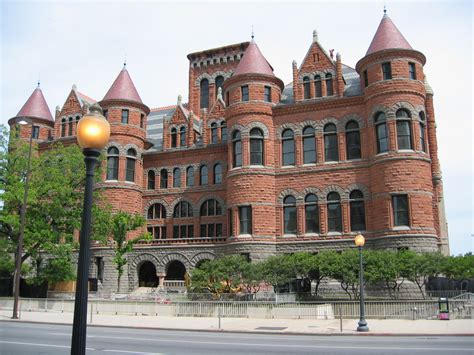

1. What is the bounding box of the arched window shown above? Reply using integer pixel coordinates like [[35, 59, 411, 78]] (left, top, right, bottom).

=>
[[61, 118, 66, 137], [345, 121, 361, 160], [249, 128, 264, 165], [200, 199, 222, 216], [213, 163, 222, 184], [200, 165, 208, 185], [75, 116, 80, 129], [125, 148, 136, 182], [326, 73, 334, 96], [171, 128, 177, 148], [173, 167, 181, 187], [324, 123, 338, 162], [419, 112, 426, 152], [200, 78, 209, 109], [327, 192, 342, 232], [375, 112, 388, 153], [350, 190, 366, 231], [396, 109, 412, 150], [283, 196, 297, 234], [211, 122, 218, 144], [180, 126, 186, 147], [147, 203, 166, 219], [160, 169, 168, 189], [302, 126, 316, 164], [314, 75, 322, 97], [215, 75, 224, 98], [303, 76, 311, 99], [186, 166, 194, 187], [147, 170, 155, 190], [220, 122, 227, 142], [68, 117, 73, 136], [282, 129, 295, 166], [106, 147, 119, 180], [232, 131, 242, 168], [305, 194, 319, 233], [173, 201, 193, 218]]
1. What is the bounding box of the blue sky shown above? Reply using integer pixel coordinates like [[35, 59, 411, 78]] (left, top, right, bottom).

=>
[[1, 0, 472, 255]]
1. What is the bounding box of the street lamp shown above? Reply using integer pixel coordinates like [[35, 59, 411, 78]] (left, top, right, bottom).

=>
[[71, 103, 110, 355], [355, 233, 369, 332], [12, 118, 34, 319]]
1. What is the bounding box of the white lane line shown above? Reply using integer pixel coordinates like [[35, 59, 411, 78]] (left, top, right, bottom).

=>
[[0, 340, 94, 351], [102, 350, 164, 354]]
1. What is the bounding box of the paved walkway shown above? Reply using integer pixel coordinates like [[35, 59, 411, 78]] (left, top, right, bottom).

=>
[[1, 309, 472, 335]]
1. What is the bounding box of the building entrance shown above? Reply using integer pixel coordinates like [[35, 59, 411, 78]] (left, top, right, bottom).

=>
[[166, 260, 186, 280], [138, 261, 159, 287]]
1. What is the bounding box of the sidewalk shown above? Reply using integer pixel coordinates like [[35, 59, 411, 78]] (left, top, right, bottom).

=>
[[1, 309, 472, 336]]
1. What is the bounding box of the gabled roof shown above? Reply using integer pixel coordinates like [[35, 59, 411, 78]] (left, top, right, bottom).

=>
[[234, 40, 275, 77], [16, 85, 53, 121], [103, 65, 143, 103], [366, 13, 413, 55]]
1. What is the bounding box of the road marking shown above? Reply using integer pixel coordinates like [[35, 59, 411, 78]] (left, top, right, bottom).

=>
[[102, 350, 164, 354], [0, 340, 94, 351]]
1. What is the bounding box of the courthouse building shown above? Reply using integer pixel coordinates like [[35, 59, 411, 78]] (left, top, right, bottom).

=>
[[9, 12, 449, 292]]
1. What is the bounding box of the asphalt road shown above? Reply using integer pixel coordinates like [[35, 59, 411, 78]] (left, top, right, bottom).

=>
[[0, 322, 472, 355]]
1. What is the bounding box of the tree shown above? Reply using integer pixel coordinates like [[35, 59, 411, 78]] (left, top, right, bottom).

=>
[[365, 250, 407, 299], [328, 249, 361, 299], [403, 251, 445, 299], [443, 253, 474, 280], [240, 261, 264, 294], [260, 254, 293, 291]]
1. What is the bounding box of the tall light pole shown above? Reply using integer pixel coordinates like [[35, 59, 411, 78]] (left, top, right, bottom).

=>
[[12, 118, 34, 319], [355, 233, 369, 332], [71, 103, 110, 355]]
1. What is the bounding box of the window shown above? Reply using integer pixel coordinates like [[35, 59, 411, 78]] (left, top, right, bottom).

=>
[[392, 195, 409, 226], [173, 225, 194, 239], [121, 109, 129, 124], [180, 126, 186, 147], [200, 78, 209, 109], [213, 163, 222, 184], [382, 62, 392, 80], [200, 199, 222, 216], [283, 196, 297, 234], [363, 70, 368, 87], [147, 226, 166, 240], [173, 168, 181, 187], [228, 209, 234, 237], [375, 112, 388, 153], [324, 123, 338, 162], [305, 194, 319, 233], [186, 166, 194, 187], [140, 114, 144, 128], [68, 117, 73, 136], [61, 118, 66, 137], [211, 122, 218, 144], [221, 122, 227, 142], [106, 147, 119, 180], [250, 128, 264, 165], [171, 128, 177, 148], [303, 76, 311, 99], [241, 85, 249, 102], [200, 223, 222, 238], [125, 148, 136, 182], [264, 86, 272, 102], [409, 62, 416, 80], [282, 129, 295, 166], [103, 110, 108, 119], [75, 116, 80, 128], [314, 75, 322, 97], [396, 109, 412, 150], [349, 190, 366, 231], [32, 126, 40, 139], [160, 169, 168, 188], [239, 206, 252, 234], [215, 75, 224, 97], [345, 121, 361, 160], [419, 112, 426, 152], [147, 170, 155, 190], [232, 131, 242, 167], [173, 201, 193, 218], [302, 126, 316, 164], [200, 165, 208, 185], [147, 203, 166, 219], [325, 73, 334, 96], [327, 192, 342, 232]]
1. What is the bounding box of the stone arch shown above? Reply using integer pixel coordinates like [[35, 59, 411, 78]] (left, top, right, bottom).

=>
[[211, 70, 233, 81], [320, 117, 339, 131], [301, 187, 324, 202], [208, 118, 219, 128], [128, 253, 163, 290], [162, 252, 191, 271], [368, 104, 390, 125], [168, 197, 195, 218], [322, 68, 336, 76], [212, 159, 227, 172], [277, 188, 301, 204], [321, 185, 347, 202], [414, 105, 427, 122], [298, 72, 313, 82], [197, 195, 226, 215], [144, 198, 169, 219], [390, 102, 417, 120], [194, 73, 212, 86], [346, 183, 371, 200], [104, 142, 122, 154], [123, 143, 142, 159], [339, 114, 365, 131], [299, 120, 322, 134], [229, 124, 246, 141], [276, 123, 301, 137], [246, 121, 270, 138], [190, 252, 217, 267]]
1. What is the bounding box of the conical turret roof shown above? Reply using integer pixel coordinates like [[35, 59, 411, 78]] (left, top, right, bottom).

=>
[[103, 65, 143, 103], [16, 85, 53, 121], [366, 13, 413, 55], [234, 41, 275, 77]]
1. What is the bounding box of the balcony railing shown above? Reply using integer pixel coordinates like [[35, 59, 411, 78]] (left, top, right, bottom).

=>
[[135, 236, 227, 245]]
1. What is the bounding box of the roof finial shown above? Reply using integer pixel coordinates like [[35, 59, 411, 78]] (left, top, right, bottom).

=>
[[123, 52, 127, 69], [313, 29, 318, 42], [251, 25, 254, 41], [384, 3, 387, 15], [37, 72, 40, 88]]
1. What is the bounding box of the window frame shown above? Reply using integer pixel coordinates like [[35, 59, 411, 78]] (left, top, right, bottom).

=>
[[281, 129, 295, 166], [249, 128, 264, 166], [106, 146, 119, 180], [323, 123, 339, 162], [173, 167, 181, 188], [303, 76, 311, 99], [392, 194, 410, 227], [283, 195, 297, 235], [241, 85, 249, 102], [345, 121, 361, 160], [238, 206, 252, 235], [382, 62, 392, 80], [302, 126, 316, 164], [121, 109, 129, 124], [264, 86, 272, 102], [200, 78, 209, 109], [125, 148, 136, 183], [349, 190, 366, 231], [304, 194, 319, 234], [325, 73, 334, 96], [327, 192, 342, 232], [232, 130, 242, 168], [375, 112, 389, 153], [147, 170, 155, 190], [200, 165, 208, 185]]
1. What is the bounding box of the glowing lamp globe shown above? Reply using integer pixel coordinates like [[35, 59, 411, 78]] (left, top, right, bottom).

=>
[[77, 104, 110, 150], [354, 233, 365, 247]]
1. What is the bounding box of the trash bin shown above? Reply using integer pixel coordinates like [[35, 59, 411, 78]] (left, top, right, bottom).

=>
[[438, 297, 449, 320]]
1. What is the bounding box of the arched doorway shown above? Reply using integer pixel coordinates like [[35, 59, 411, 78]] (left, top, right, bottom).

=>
[[166, 260, 186, 280], [139, 261, 159, 287]]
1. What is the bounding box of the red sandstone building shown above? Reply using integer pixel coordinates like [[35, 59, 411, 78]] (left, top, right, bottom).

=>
[[8, 13, 449, 291]]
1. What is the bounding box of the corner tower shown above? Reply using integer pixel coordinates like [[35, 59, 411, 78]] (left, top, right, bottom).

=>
[[223, 40, 284, 241]]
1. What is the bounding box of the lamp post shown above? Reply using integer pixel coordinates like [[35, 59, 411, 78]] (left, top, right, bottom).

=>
[[355, 233, 369, 332], [71, 103, 110, 355], [12, 118, 34, 319]]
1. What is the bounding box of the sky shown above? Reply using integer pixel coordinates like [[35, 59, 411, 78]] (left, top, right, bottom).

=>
[[0, 0, 472, 255]]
